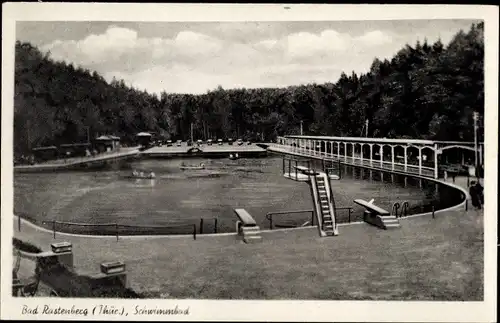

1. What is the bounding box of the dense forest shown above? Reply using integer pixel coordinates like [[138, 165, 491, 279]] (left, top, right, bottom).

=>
[[14, 22, 484, 157]]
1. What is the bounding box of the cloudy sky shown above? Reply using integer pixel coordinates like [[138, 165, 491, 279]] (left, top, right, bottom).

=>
[[16, 20, 478, 95]]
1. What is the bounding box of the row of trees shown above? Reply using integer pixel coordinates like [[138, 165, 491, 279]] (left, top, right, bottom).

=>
[[14, 22, 484, 157]]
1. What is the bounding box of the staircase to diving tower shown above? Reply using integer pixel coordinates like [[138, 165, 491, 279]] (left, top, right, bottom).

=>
[[310, 172, 339, 236], [282, 157, 339, 237]]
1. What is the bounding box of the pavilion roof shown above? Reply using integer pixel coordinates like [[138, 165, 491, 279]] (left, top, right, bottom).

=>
[[285, 135, 482, 146]]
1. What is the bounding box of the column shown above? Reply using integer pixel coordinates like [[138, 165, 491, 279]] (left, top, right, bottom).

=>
[[344, 142, 347, 162], [434, 144, 439, 179], [479, 144, 483, 166], [369, 144, 373, 166], [337, 142, 340, 159], [352, 143, 355, 164], [379, 145, 383, 168], [330, 141, 334, 158], [418, 147, 422, 175], [391, 145, 395, 171], [404, 146, 408, 171], [360, 143, 364, 163]]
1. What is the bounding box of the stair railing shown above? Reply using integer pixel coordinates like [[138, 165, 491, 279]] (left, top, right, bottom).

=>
[[325, 172, 339, 233], [308, 171, 325, 236], [401, 201, 409, 217], [392, 202, 401, 217]]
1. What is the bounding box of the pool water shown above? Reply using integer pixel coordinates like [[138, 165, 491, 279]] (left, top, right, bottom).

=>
[[13, 157, 462, 234]]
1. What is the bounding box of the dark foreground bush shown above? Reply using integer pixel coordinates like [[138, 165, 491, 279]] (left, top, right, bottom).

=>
[[13, 237, 42, 253]]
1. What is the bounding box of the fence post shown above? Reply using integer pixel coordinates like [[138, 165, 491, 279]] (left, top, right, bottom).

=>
[[116, 223, 119, 241], [269, 215, 273, 230], [432, 204, 435, 219], [18, 216, 21, 231], [193, 225, 197, 240], [200, 218, 204, 234], [348, 208, 352, 223], [53, 220, 56, 239], [214, 218, 218, 233]]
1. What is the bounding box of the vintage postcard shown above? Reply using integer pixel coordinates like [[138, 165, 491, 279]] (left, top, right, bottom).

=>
[[1, 3, 498, 322]]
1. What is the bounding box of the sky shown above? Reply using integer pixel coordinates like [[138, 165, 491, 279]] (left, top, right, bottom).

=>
[[16, 20, 479, 95]]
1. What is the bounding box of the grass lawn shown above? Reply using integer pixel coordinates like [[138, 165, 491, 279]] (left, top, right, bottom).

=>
[[13, 206, 483, 300]]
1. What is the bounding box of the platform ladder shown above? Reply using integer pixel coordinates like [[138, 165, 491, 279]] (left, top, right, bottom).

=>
[[312, 174, 338, 236]]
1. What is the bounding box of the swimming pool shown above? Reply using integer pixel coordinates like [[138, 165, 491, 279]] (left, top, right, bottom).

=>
[[13, 157, 463, 234]]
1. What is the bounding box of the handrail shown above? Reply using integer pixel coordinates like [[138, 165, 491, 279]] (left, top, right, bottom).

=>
[[392, 202, 401, 217], [335, 207, 354, 223], [309, 172, 324, 236], [266, 210, 314, 230], [326, 172, 339, 231], [38, 219, 199, 240], [401, 201, 410, 217]]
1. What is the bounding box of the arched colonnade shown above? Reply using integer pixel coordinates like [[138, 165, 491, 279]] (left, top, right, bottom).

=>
[[276, 136, 483, 179]]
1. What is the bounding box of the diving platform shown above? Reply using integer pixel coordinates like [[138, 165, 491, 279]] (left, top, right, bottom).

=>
[[281, 155, 340, 237], [283, 172, 310, 181]]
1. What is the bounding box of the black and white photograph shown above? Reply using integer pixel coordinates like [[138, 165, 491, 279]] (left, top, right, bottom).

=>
[[1, 3, 497, 322]]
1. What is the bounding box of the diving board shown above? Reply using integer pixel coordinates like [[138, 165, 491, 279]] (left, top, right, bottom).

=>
[[354, 199, 390, 216], [234, 208, 257, 226], [233, 209, 262, 244], [354, 199, 400, 230]]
